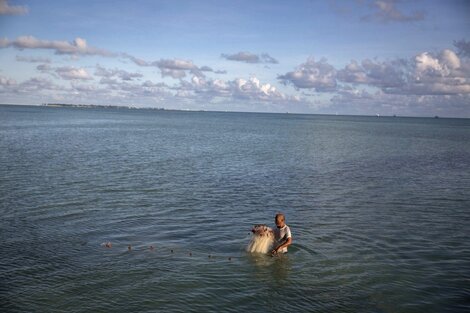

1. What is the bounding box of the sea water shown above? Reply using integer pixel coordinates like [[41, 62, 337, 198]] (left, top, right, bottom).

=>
[[1, 105, 469, 312]]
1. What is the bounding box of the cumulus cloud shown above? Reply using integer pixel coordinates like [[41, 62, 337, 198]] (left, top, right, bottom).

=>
[[282, 47, 470, 98], [56, 67, 93, 80], [329, 87, 470, 117], [362, 0, 425, 23], [399, 49, 470, 95], [154, 59, 196, 70], [0, 36, 114, 56], [454, 39, 470, 58], [151, 58, 196, 79], [122, 54, 226, 77], [178, 74, 301, 105], [278, 57, 337, 91], [96, 79, 173, 101], [70, 83, 102, 93], [193, 65, 226, 76], [199, 66, 213, 72], [0, 0, 28, 15], [0, 75, 17, 86], [121, 53, 151, 66], [221, 52, 278, 64], [161, 68, 188, 79], [260, 53, 279, 64], [337, 58, 407, 89], [230, 77, 288, 101], [95, 65, 143, 81], [16, 55, 51, 63], [36, 64, 52, 73], [151, 58, 226, 79], [34, 63, 93, 81], [18, 77, 63, 93]]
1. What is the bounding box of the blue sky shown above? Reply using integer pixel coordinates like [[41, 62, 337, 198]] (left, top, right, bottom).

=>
[[1, 0, 469, 117]]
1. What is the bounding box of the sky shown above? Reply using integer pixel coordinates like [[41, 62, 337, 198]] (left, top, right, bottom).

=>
[[0, 0, 469, 117]]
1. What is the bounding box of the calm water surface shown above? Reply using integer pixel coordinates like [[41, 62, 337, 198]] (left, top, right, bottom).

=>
[[1, 105, 469, 312]]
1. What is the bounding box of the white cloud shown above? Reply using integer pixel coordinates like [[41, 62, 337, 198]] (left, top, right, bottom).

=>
[[34, 63, 93, 81], [122, 54, 226, 77], [151, 58, 225, 79], [154, 58, 197, 70], [0, 37, 10, 47], [18, 77, 63, 93], [36, 64, 52, 73], [0, 36, 114, 56], [362, 0, 425, 23], [142, 80, 167, 88], [260, 53, 279, 64], [329, 87, 470, 117], [454, 39, 470, 58], [160, 68, 187, 79], [337, 58, 407, 88], [440, 49, 461, 70], [122, 53, 151, 66], [0, 75, 17, 86], [152, 58, 197, 79], [99, 77, 119, 85], [71, 83, 101, 93], [291, 48, 470, 96], [221, 52, 278, 64], [201, 66, 227, 75], [56, 67, 93, 80], [0, 0, 28, 15], [181, 74, 300, 104], [278, 57, 337, 91], [401, 50, 470, 95], [95, 65, 143, 81], [277, 47, 470, 116], [231, 77, 283, 100], [16, 55, 51, 63]]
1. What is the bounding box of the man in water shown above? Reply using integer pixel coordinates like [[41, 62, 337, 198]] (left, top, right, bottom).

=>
[[271, 213, 292, 255]]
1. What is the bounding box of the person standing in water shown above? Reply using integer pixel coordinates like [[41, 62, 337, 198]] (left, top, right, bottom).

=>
[[271, 213, 292, 255]]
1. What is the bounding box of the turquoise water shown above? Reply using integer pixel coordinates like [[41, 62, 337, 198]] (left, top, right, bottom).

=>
[[1, 105, 469, 312]]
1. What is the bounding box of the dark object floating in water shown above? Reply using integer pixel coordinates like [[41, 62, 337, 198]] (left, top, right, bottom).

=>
[[435, 115, 439, 118], [99, 243, 240, 263]]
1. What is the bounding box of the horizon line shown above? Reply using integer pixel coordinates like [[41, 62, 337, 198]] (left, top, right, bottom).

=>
[[0, 103, 466, 120]]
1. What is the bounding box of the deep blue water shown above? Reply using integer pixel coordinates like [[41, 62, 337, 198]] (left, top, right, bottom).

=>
[[1, 105, 469, 312]]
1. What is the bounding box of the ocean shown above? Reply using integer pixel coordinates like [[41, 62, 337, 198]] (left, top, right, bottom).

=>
[[1, 105, 469, 312]]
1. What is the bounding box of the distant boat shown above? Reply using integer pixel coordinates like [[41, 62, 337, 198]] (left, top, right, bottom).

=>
[[376, 113, 380, 117]]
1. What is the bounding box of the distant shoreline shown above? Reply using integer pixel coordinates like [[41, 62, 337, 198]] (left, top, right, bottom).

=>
[[40, 103, 166, 110], [0, 103, 465, 120]]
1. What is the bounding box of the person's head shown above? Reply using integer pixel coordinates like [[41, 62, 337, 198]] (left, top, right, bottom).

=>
[[275, 213, 286, 228]]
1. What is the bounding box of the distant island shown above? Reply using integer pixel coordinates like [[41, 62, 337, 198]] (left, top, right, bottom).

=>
[[42, 103, 165, 110]]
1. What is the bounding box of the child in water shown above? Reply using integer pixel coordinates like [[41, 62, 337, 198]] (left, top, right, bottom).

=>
[[271, 213, 292, 255]]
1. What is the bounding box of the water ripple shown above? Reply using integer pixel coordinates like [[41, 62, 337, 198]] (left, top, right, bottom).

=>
[[1, 107, 470, 312]]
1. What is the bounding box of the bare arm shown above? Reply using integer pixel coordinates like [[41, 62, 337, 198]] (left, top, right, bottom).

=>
[[272, 236, 292, 255]]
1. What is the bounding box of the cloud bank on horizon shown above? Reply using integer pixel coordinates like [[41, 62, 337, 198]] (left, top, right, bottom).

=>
[[0, 0, 469, 117]]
